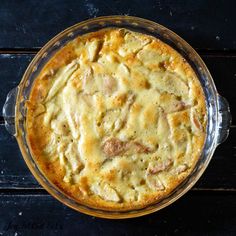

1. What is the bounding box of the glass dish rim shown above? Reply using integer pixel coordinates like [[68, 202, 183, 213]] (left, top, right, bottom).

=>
[[12, 15, 226, 219]]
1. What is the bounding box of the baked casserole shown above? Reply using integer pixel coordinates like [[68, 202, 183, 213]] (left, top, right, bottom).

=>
[[26, 28, 207, 210]]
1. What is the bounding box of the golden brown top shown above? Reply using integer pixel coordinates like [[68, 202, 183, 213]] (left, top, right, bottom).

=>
[[26, 28, 207, 210]]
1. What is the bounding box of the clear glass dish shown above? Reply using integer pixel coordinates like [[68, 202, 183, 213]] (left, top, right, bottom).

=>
[[2, 16, 231, 219]]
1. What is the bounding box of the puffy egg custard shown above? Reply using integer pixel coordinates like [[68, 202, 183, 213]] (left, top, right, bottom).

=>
[[26, 28, 207, 210]]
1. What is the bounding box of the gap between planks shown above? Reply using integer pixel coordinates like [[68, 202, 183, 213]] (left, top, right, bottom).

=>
[[0, 48, 40, 54], [0, 188, 236, 196]]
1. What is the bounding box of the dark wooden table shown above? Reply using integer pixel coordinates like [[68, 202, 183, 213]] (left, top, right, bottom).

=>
[[1, 1, 236, 235]]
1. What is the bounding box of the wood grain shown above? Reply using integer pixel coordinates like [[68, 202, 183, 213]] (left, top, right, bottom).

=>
[[0, 192, 236, 235], [0, 0, 236, 50]]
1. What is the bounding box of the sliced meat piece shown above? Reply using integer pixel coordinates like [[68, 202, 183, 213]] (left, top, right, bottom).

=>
[[159, 92, 192, 114], [191, 110, 203, 133], [146, 175, 165, 191], [82, 66, 98, 94], [65, 142, 84, 173], [103, 75, 117, 95], [91, 182, 121, 202], [87, 39, 103, 62], [148, 158, 173, 174], [118, 31, 151, 57], [172, 101, 190, 113], [45, 60, 79, 102], [174, 164, 189, 175], [102, 138, 126, 157], [125, 141, 152, 155], [102, 137, 153, 157], [150, 71, 189, 97], [112, 92, 136, 133]]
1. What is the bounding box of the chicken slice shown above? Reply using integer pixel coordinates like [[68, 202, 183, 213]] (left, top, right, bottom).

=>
[[91, 182, 121, 202], [146, 174, 165, 191], [101, 137, 153, 158], [147, 158, 173, 174]]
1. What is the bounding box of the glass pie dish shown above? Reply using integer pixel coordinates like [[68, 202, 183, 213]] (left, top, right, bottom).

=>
[[2, 16, 231, 219]]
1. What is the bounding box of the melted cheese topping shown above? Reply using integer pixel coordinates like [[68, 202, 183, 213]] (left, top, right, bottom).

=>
[[26, 28, 207, 210]]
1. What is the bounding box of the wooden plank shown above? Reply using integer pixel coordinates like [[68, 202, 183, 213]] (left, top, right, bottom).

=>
[[0, 124, 39, 188], [0, 54, 33, 117], [0, 123, 236, 190], [0, 0, 236, 50], [201, 55, 236, 116], [0, 192, 236, 235], [0, 53, 235, 122]]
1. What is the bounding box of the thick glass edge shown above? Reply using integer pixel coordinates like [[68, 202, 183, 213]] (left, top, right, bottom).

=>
[[2, 86, 19, 136], [216, 94, 232, 145]]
